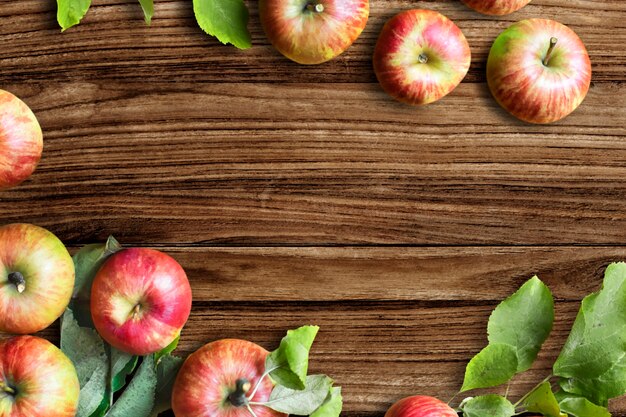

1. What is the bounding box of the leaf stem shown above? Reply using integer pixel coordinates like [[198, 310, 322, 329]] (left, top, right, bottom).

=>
[[246, 404, 260, 417], [513, 374, 553, 408], [247, 366, 278, 400]]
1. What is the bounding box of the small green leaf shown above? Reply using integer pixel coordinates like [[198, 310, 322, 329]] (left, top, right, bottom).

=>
[[266, 325, 319, 390], [461, 344, 518, 392], [60, 308, 109, 417], [71, 237, 122, 327], [155, 335, 180, 365], [138, 0, 154, 25], [111, 348, 138, 393], [554, 262, 626, 404], [150, 355, 184, 417], [555, 392, 611, 417], [488, 276, 554, 372], [460, 395, 515, 417], [310, 387, 342, 417], [57, 0, 92, 31], [264, 374, 332, 415], [107, 356, 157, 417], [193, 0, 251, 49], [521, 381, 565, 417]]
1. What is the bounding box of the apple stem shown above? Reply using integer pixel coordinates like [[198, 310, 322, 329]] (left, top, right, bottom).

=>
[[228, 378, 252, 407], [305, 2, 324, 13], [0, 382, 15, 395], [7, 272, 26, 294], [418, 53, 429, 64], [543, 37, 558, 66]]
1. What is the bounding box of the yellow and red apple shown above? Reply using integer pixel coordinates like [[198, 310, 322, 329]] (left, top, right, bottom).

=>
[[373, 10, 471, 106], [0, 90, 43, 190], [461, 0, 532, 16], [487, 19, 592, 124], [0, 223, 74, 334], [172, 339, 286, 417], [259, 0, 369, 65], [90, 248, 192, 355], [385, 396, 458, 417], [0, 336, 80, 417]]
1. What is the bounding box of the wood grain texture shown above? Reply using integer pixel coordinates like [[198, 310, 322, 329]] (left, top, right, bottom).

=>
[[2, 0, 626, 415], [0, 81, 625, 244]]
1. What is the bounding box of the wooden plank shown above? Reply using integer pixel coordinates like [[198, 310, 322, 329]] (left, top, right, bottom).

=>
[[0, 0, 624, 83], [1, 81, 625, 245]]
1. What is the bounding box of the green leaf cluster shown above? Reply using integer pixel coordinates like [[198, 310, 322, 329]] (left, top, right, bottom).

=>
[[56, 0, 251, 49], [258, 325, 342, 417], [61, 238, 184, 417]]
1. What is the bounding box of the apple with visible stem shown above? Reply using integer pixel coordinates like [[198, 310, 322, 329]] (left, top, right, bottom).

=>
[[259, 0, 369, 65], [373, 9, 471, 106], [461, 0, 531, 16], [0, 223, 74, 334], [172, 339, 286, 417], [487, 19, 592, 124], [385, 395, 458, 417], [0, 90, 43, 190], [90, 248, 192, 356], [0, 335, 80, 417]]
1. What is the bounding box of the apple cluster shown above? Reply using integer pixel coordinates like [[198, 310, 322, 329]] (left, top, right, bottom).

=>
[[259, 0, 592, 124]]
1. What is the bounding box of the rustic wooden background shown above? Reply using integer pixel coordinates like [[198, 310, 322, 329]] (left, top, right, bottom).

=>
[[2, 0, 626, 415]]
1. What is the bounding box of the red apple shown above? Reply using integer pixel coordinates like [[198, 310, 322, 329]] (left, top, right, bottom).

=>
[[0, 90, 43, 190], [373, 10, 471, 106], [172, 339, 286, 417], [487, 19, 592, 124], [90, 248, 192, 355], [385, 395, 458, 417], [0, 335, 80, 417], [0, 223, 74, 334], [461, 0, 531, 16], [259, 0, 369, 65]]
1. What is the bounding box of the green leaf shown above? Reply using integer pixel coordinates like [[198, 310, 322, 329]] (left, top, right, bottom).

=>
[[554, 262, 626, 404], [57, 0, 92, 31], [460, 395, 515, 417], [193, 0, 251, 49], [155, 335, 180, 365], [60, 308, 109, 417], [107, 356, 157, 417], [310, 387, 342, 417], [264, 374, 332, 415], [71, 237, 122, 327], [138, 0, 154, 25], [266, 325, 319, 390], [488, 276, 554, 372], [461, 343, 518, 392], [111, 348, 138, 393], [555, 392, 611, 417], [150, 355, 184, 417], [521, 381, 565, 417]]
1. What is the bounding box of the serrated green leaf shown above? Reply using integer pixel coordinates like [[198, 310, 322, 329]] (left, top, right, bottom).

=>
[[71, 237, 122, 327], [521, 381, 565, 417], [488, 276, 554, 372], [461, 343, 518, 392], [555, 392, 611, 417], [138, 0, 154, 24], [554, 262, 626, 404], [193, 0, 251, 49], [264, 374, 332, 415], [460, 395, 515, 417], [155, 335, 180, 365], [57, 0, 92, 30], [111, 348, 138, 393], [150, 355, 184, 417], [107, 356, 157, 417], [60, 308, 109, 417], [310, 387, 342, 417], [266, 325, 319, 390]]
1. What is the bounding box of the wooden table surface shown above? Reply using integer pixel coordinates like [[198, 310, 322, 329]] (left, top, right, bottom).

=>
[[2, 0, 626, 415]]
